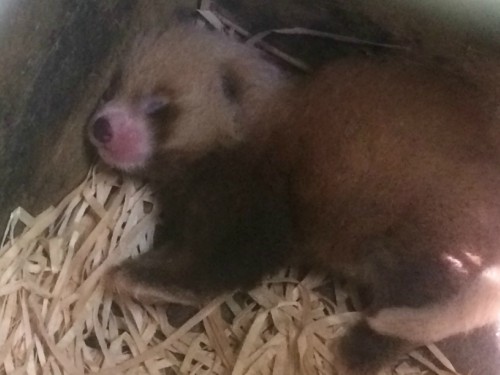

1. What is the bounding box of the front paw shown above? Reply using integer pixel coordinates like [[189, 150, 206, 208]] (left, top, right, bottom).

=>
[[103, 263, 201, 306], [331, 321, 410, 375], [331, 341, 379, 375]]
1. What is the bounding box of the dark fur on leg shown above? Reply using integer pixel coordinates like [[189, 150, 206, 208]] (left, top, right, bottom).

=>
[[334, 321, 413, 375], [332, 230, 477, 373], [358, 232, 472, 311], [105, 149, 293, 305], [438, 325, 500, 375]]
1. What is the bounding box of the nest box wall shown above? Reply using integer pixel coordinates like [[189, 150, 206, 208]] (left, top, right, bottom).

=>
[[0, 0, 498, 229], [0, 0, 196, 229]]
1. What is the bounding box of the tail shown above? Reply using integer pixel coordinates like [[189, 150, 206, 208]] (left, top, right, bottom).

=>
[[367, 266, 500, 344]]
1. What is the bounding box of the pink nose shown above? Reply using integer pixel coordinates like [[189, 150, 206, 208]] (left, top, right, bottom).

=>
[[92, 116, 113, 143]]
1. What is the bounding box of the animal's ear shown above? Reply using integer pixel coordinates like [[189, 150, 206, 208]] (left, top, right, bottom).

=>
[[171, 6, 199, 26], [219, 62, 254, 139], [221, 64, 244, 104]]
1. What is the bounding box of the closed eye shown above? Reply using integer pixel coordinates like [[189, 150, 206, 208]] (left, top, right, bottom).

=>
[[141, 95, 170, 116], [141, 93, 180, 139]]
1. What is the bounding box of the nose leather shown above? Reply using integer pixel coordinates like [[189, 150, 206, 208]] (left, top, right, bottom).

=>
[[92, 116, 113, 143]]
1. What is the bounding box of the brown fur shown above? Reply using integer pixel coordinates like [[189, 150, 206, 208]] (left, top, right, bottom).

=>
[[89, 25, 500, 374], [267, 58, 500, 373]]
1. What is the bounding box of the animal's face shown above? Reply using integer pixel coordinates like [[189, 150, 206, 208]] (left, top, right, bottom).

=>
[[88, 26, 283, 173]]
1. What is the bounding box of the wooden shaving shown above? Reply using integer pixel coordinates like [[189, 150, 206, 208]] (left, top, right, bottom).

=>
[[197, 4, 311, 72], [197, 1, 407, 73], [246, 27, 407, 51], [0, 166, 460, 374]]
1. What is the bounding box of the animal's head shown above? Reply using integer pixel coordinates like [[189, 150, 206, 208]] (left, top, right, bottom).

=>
[[88, 25, 284, 174]]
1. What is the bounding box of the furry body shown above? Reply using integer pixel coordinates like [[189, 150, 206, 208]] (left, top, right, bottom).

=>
[[89, 26, 500, 374]]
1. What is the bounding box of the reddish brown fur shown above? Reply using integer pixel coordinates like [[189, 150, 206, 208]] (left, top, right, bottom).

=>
[[278, 59, 500, 270], [269, 60, 500, 373], [89, 25, 500, 374]]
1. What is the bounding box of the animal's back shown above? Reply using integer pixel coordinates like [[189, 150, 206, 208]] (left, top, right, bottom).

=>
[[89, 25, 500, 373], [281, 58, 500, 269]]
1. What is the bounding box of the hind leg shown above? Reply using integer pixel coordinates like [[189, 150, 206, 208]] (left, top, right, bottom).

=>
[[333, 235, 473, 374]]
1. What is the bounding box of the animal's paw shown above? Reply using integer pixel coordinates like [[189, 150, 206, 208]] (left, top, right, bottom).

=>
[[330, 321, 410, 375], [102, 261, 200, 306]]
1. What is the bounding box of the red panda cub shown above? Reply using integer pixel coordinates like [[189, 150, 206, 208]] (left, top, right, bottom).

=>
[[88, 24, 500, 374]]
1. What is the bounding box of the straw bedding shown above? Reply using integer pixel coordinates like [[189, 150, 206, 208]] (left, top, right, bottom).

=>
[[0, 167, 459, 374], [0, 3, 461, 374]]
